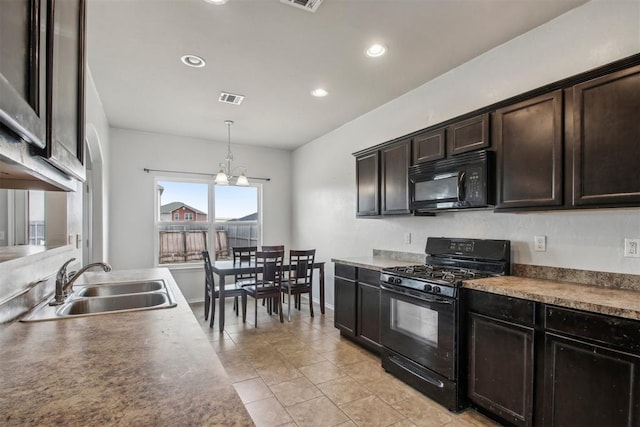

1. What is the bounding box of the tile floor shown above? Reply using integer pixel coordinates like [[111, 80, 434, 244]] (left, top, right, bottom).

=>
[[191, 298, 500, 427]]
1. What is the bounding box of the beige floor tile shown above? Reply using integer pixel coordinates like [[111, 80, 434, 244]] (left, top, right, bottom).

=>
[[287, 396, 350, 427], [335, 421, 358, 427], [365, 376, 420, 405], [269, 376, 324, 407], [299, 360, 347, 385], [245, 397, 293, 427], [343, 360, 390, 385], [256, 360, 304, 386], [340, 395, 405, 427], [320, 346, 371, 367], [390, 419, 418, 427], [391, 396, 454, 427], [234, 377, 274, 404], [445, 410, 501, 427], [317, 376, 373, 406], [224, 358, 260, 383], [279, 348, 328, 368]]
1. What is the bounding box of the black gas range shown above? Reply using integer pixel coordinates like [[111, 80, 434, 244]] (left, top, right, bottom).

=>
[[379, 237, 510, 412]]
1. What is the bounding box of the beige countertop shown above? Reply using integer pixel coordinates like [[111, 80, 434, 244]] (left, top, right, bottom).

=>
[[464, 275, 640, 321], [0, 268, 253, 426], [331, 256, 419, 271]]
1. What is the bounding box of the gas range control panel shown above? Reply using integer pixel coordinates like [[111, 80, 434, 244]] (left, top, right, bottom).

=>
[[380, 272, 456, 299]]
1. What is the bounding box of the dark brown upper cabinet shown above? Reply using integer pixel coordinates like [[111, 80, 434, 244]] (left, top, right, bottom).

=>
[[571, 65, 640, 207], [412, 128, 445, 164], [356, 151, 379, 217], [0, 0, 47, 149], [381, 139, 411, 215], [41, 0, 86, 181], [495, 90, 564, 210], [447, 113, 490, 156]]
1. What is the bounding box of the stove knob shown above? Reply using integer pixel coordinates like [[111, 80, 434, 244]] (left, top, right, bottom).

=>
[[423, 284, 432, 292], [432, 286, 441, 294], [393, 277, 402, 285]]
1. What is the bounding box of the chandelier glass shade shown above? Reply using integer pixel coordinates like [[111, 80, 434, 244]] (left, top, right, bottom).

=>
[[214, 120, 249, 186]]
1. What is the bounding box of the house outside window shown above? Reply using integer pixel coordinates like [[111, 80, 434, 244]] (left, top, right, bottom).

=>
[[155, 178, 261, 265]]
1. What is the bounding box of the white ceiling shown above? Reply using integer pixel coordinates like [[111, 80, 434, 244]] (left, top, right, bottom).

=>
[[86, 0, 588, 151]]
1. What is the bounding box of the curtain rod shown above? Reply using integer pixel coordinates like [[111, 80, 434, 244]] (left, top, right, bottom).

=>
[[143, 168, 271, 182]]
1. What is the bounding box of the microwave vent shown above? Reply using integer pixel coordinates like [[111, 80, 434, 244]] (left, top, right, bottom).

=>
[[280, 0, 324, 13]]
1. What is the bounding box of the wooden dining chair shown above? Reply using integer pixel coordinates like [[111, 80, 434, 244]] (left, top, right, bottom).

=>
[[261, 245, 285, 252], [281, 249, 315, 321], [202, 250, 245, 328], [233, 246, 257, 286], [241, 250, 284, 327]]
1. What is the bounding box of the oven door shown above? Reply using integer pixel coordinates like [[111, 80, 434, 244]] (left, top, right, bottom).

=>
[[380, 283, 456, 380]]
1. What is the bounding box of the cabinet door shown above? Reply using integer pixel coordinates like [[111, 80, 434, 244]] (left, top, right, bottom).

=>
[[412, 128, 445, 164], [571, 65, 640, 207], [356, 151, 379, 217], [381, 140, 411, 215], [357, 279, 380, 349], [334, 276, 356, 336], [43, 0, 86, 181], [543, 333, 640, 427], [0, 0, 47, 148], [468, 313, 534, 427], [447, 113, 490, 156], [495, 90, 563, 210]]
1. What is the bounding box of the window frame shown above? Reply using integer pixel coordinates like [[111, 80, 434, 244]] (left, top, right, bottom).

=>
[[153, 175, 263, 268]]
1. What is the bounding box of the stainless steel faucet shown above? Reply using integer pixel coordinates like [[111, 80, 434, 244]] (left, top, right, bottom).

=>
[[49, 258, 112, 306]]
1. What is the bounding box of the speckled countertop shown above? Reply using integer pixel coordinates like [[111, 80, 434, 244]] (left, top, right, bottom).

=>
[[464, 276, 640, 321], [0, 268, 253, 426], [331, 250, 424, 271]]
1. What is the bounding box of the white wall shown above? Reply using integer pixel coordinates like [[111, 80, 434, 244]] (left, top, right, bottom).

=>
[[292, 0, 640, 307], [108, 128, 292, 301]]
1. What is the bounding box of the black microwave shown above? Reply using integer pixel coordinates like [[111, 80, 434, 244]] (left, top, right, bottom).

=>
[[409, 150, 494, 213]]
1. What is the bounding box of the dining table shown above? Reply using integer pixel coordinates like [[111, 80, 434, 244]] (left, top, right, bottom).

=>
[[211, 259, 326, 332]]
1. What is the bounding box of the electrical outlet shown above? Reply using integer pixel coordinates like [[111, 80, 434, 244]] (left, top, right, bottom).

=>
[[534, 235, 546, 252], [404, 232, 411, 244], [624, 238, 640, 258]]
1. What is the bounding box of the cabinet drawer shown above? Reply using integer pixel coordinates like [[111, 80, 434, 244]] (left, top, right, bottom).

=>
[[545, 306, 640, 354], [335, 263, 356, 280], [358, 268, 380, 285], [465, 289, 535, 325]]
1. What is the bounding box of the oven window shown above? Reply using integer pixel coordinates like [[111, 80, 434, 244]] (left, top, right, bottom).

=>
[[390, 299, 439, 346], [415, 174, 458, 201]]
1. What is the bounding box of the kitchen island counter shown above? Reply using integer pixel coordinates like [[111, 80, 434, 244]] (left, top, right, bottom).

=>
[[464, 274, 640, 321], [0, 268, 253, 426]]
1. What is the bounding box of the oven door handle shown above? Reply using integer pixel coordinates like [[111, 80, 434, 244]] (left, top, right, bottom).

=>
[[457, 171, 466, 202], [388, 354, 444, 388], [381, 283, 454, 305]]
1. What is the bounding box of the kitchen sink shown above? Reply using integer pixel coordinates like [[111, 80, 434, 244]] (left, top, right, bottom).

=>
[[57, 292, 171, 315], [76, 280, 165, 297], [20, 279, 177, 322]]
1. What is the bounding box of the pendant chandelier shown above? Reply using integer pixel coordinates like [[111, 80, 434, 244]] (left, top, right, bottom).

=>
[[214, 120, 249, 186]]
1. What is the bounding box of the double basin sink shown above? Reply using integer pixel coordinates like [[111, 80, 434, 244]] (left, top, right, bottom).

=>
[[21, 279, 177, 322]]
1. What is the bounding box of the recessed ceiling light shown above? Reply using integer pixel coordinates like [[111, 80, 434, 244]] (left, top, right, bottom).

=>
[[181, 54, 206, 68], [366, 43, 387, 58], [204, 0, 228, 4], [311, 88, 328, 97]]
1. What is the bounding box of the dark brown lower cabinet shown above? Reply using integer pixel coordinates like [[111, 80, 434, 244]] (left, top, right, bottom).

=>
[[468, 313, 534, 427], [334, 275, 356, 336], [466, 290, 535, 427], [356, 278, 381, 352], [543, 333, 640, 427], [334, 263, 381, 353]]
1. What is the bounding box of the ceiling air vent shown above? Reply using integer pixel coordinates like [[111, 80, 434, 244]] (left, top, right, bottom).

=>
[[218, 92, 245, 105], [280, 0, 324, 13]]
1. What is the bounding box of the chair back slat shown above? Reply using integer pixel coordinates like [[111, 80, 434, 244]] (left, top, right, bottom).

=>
[[261, 245, 285, 252], [254, 250, 284, 288], [202, 250, 216, 291], [288, 249, 315, 286], [233, 246, 257, 281]]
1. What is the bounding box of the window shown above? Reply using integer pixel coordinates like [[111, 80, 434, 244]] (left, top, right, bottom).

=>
[[155, 178, 261, 265]]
